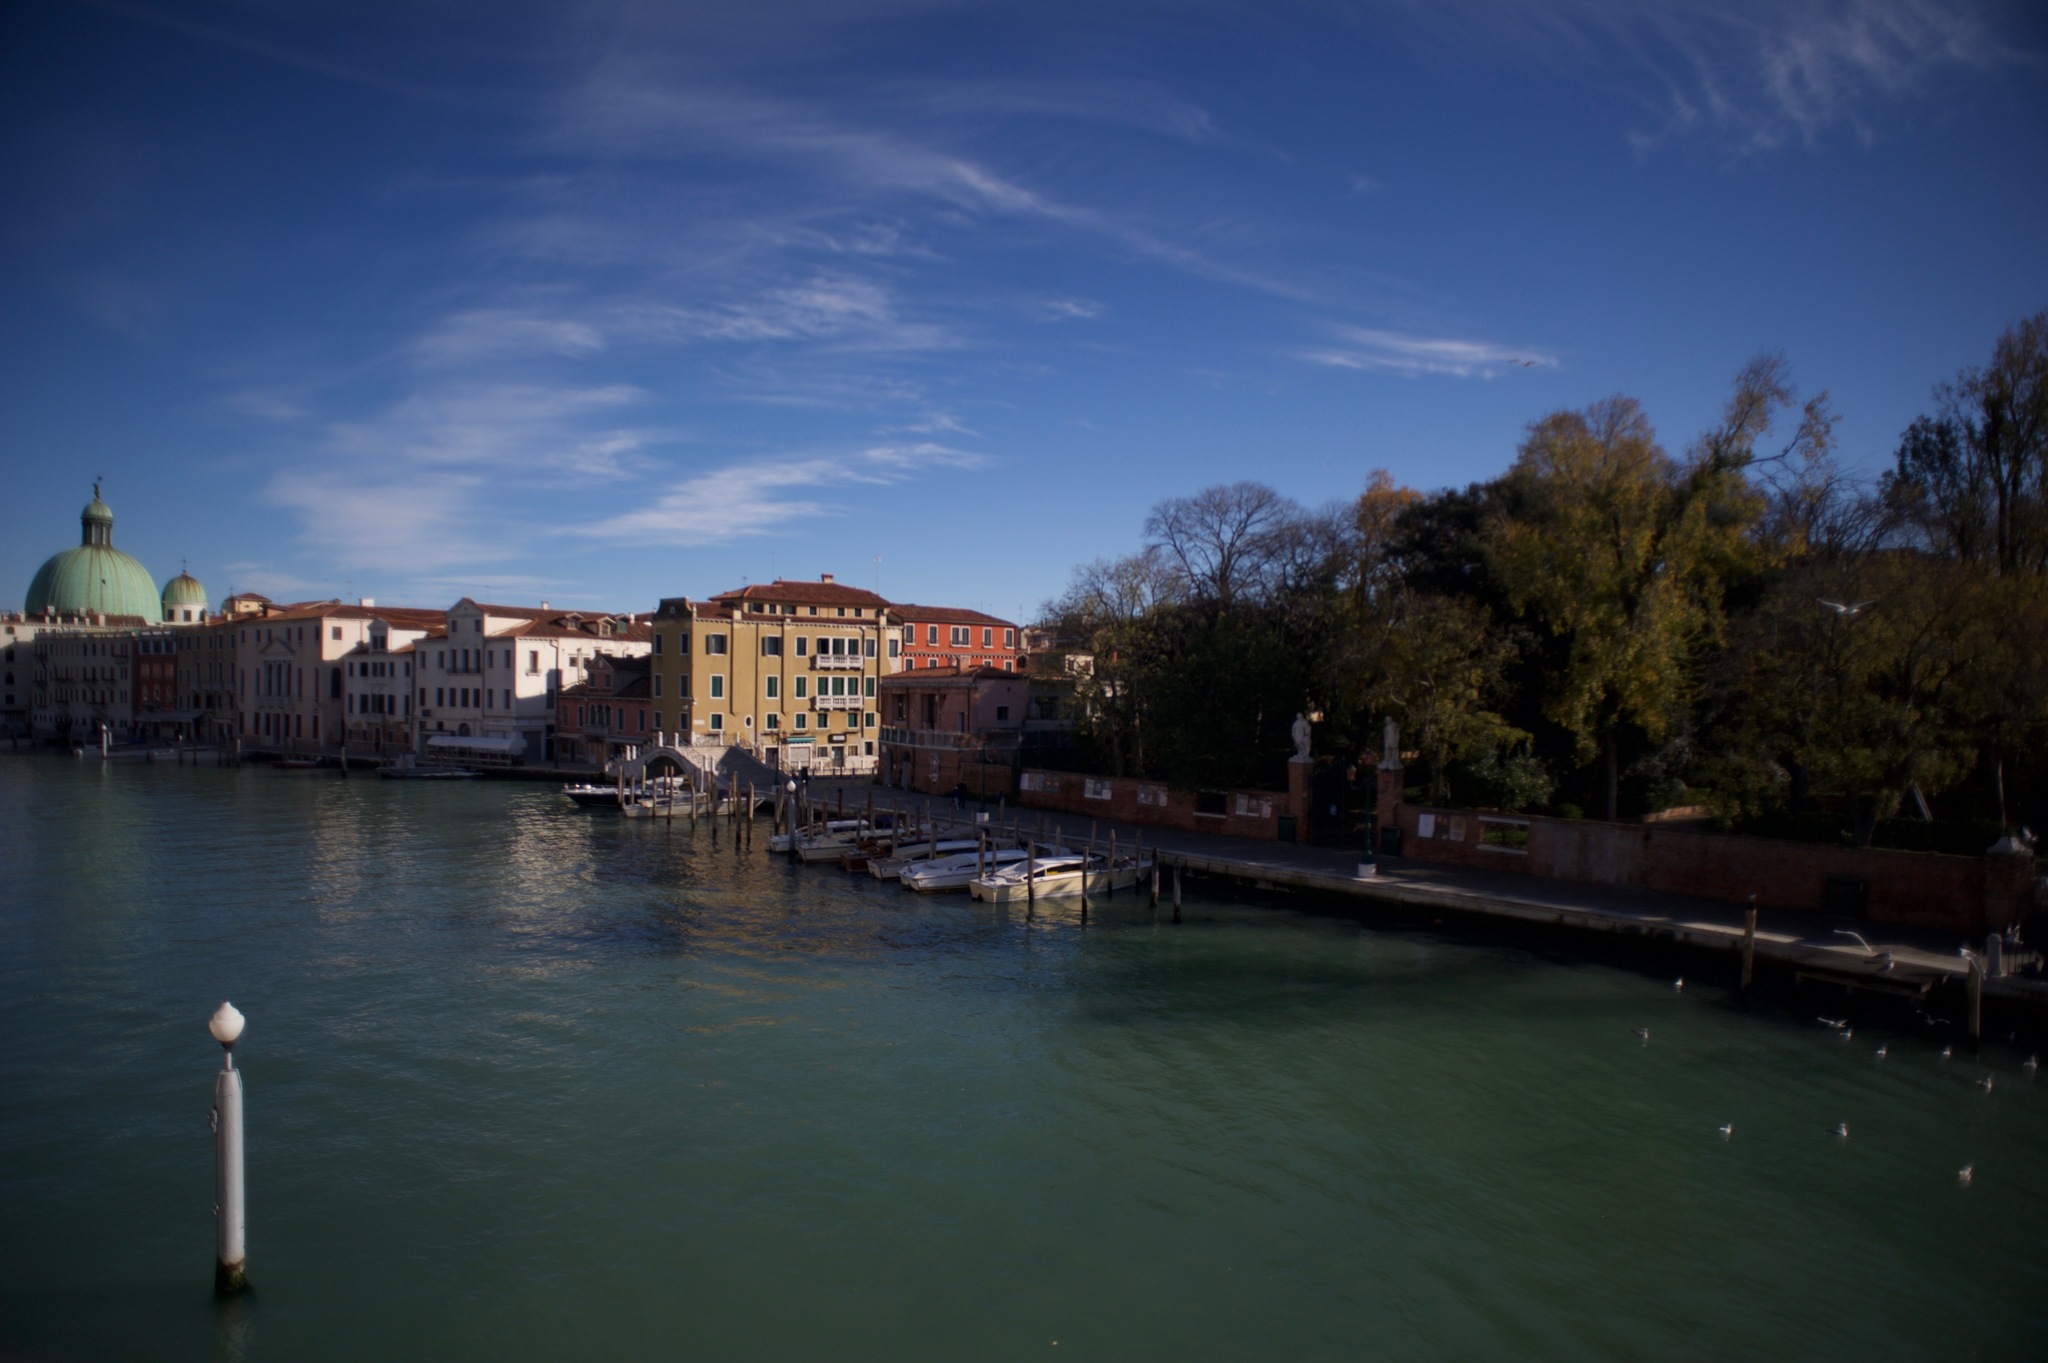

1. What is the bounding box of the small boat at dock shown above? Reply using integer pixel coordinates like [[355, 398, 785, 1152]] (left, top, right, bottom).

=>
[[901, 845, 1047, 892], [968, 852, 1154, 903]]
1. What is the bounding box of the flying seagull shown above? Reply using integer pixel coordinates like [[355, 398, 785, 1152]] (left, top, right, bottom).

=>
[[2024, 1054, 2039, 1074], [1632, 1027, 1650, 1041], [1673, 977, 1685, 992], [1834, 1123, 1850, 1138], [1958, 1164, 1974, 1184], [1817, 599, 1875, 617], [1718, 1122, 1734, 1139], [1876, 1045, 1889, 1059]]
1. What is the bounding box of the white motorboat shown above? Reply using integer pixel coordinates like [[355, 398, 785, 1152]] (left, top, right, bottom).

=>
[[900, 845, 1046, 892], [770, 817, 896, 859], [562, 783, 622, 808], [866, 837, 986, 880], [968, 852, 1154, 903]]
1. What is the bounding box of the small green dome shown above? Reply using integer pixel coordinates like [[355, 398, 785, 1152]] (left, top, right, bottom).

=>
[[23, 486, 163, 622], [162, 571, 208, 609]]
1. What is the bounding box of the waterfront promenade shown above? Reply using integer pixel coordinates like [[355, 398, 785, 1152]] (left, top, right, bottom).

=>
[[801, 778, 2047, 1023]]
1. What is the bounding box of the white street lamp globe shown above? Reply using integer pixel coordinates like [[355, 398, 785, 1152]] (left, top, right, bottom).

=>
[[208, 1001, 246, 1047]]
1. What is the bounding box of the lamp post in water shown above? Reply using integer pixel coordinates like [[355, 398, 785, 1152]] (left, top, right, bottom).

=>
[[207, 1001, 248, 1295]]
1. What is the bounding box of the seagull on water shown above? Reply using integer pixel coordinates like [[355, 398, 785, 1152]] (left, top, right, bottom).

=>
[[1942, 1044, 1954, 1060], [1958, 1164, 1974, 1184], [1718, 1122, 1734, 1139], [1978, 1075, 1995, 1094], [1876, 1045, 1889, 1059], [1673, 976, 1685, 992], [2025, 1054, 2039, 1074], [1841, 1027, 1855, 1041], [1834, 1122, 1850, 1138], [1632, 1027, 1651, 1042]]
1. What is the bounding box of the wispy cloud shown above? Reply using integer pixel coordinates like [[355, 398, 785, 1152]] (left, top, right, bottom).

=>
[[574, 442, 988, 546], [324, 382, 655, 479], [1030, 295, 1104, 322], [1298, 326, 1558, 378], [1492, 0, 2043, 151]]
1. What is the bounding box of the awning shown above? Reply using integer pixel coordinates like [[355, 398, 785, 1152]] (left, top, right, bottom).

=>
[[427, 734, 526, 753]]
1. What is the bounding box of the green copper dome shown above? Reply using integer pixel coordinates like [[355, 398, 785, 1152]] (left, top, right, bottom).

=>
[[24, 486, 163, 622], [162, 570, 208, 610]]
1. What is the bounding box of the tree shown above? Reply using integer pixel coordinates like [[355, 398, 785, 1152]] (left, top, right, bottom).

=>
[[1489, 394, 1765, 819], [1884, 310, 2048, 576], [1043, 549, 1177, 777], [1144, 482, 1302, 608]]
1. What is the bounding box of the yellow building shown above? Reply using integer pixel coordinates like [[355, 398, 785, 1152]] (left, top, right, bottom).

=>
[[650, 575, 902, 774]]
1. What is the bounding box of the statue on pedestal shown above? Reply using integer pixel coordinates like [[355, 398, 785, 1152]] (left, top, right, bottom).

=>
[[1291, 711, 1313, 762], [1379, 717, 1401, 769]]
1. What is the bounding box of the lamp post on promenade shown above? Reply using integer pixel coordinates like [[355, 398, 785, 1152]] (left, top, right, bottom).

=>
[[207, 1001, 248, 1295]]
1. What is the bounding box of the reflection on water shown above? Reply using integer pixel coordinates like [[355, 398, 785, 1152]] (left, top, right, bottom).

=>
[[1, 756, 2044, 1363]]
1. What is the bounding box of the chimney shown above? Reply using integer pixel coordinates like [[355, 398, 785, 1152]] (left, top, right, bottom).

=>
[[541, 601, 549, 611], [359, 597, 375, 608], [820, 572, 835, 583]]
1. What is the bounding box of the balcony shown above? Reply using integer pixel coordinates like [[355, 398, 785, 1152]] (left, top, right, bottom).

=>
[[812, 654, 864, 670], [813, 695, 862, 711]]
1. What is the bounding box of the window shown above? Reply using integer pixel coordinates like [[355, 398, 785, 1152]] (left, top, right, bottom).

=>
[[765, 675, 778, 698], [794, 677, 807, 698], [864, 712, 875, 728], [950, 626, 969, 646], [529, 650, 539, 673], [864, 637, 876, 657], [982, 628, 993, 647], [765, 713, 779, 730], [1136, 784, 1168, 807], [709, 713, 723, 732], [995, 705, 1009, 721], [709, 675, 724, 699], [1084, 778, 1113, 800], [816, 636, 830, 656], [705, 634, 727, 655], [652, 675, 662, 697], [807, 606, 817, 615], [927, 625, 939, 645], [1004, 629, 1015, 648], [863, 676, 875, 696], [795, 712, 807, 730], [761, 636, 782, 656], [794, 636, 809, 657], [888, 639, 900, 658]]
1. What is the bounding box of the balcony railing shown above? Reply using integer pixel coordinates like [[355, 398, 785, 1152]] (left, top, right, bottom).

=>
[[813, 695, 862, 711], [812, 654, 864, 670]]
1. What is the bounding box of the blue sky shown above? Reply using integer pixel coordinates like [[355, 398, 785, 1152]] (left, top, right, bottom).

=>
[[3, 0, 2044, 622]]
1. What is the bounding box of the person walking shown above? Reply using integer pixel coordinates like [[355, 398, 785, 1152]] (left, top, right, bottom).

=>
[[950, 780, 967, 812]]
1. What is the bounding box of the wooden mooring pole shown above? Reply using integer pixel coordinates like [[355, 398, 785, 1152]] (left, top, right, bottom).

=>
[[1740, 895, 1758, 993], [1172, 860, 1182, 923], [1968, 953, 1984, 1047]]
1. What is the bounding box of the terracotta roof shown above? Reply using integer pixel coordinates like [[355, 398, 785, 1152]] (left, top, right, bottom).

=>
[[257, 602, 445, 628], [893, 604, 1017, 628], [497, 619, 652, 642], [712, 577, 891, 610]]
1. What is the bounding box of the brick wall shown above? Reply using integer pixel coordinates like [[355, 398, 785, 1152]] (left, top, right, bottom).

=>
[[1389, 800, 2031, 932], [1013, 769, 1286, 841]]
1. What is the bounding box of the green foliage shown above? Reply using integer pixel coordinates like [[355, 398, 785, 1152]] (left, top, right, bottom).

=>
[[1036, 316, 2048, 846]]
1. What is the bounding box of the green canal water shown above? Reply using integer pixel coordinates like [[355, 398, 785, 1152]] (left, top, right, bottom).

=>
[[1, 757, 2044, 1362]]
